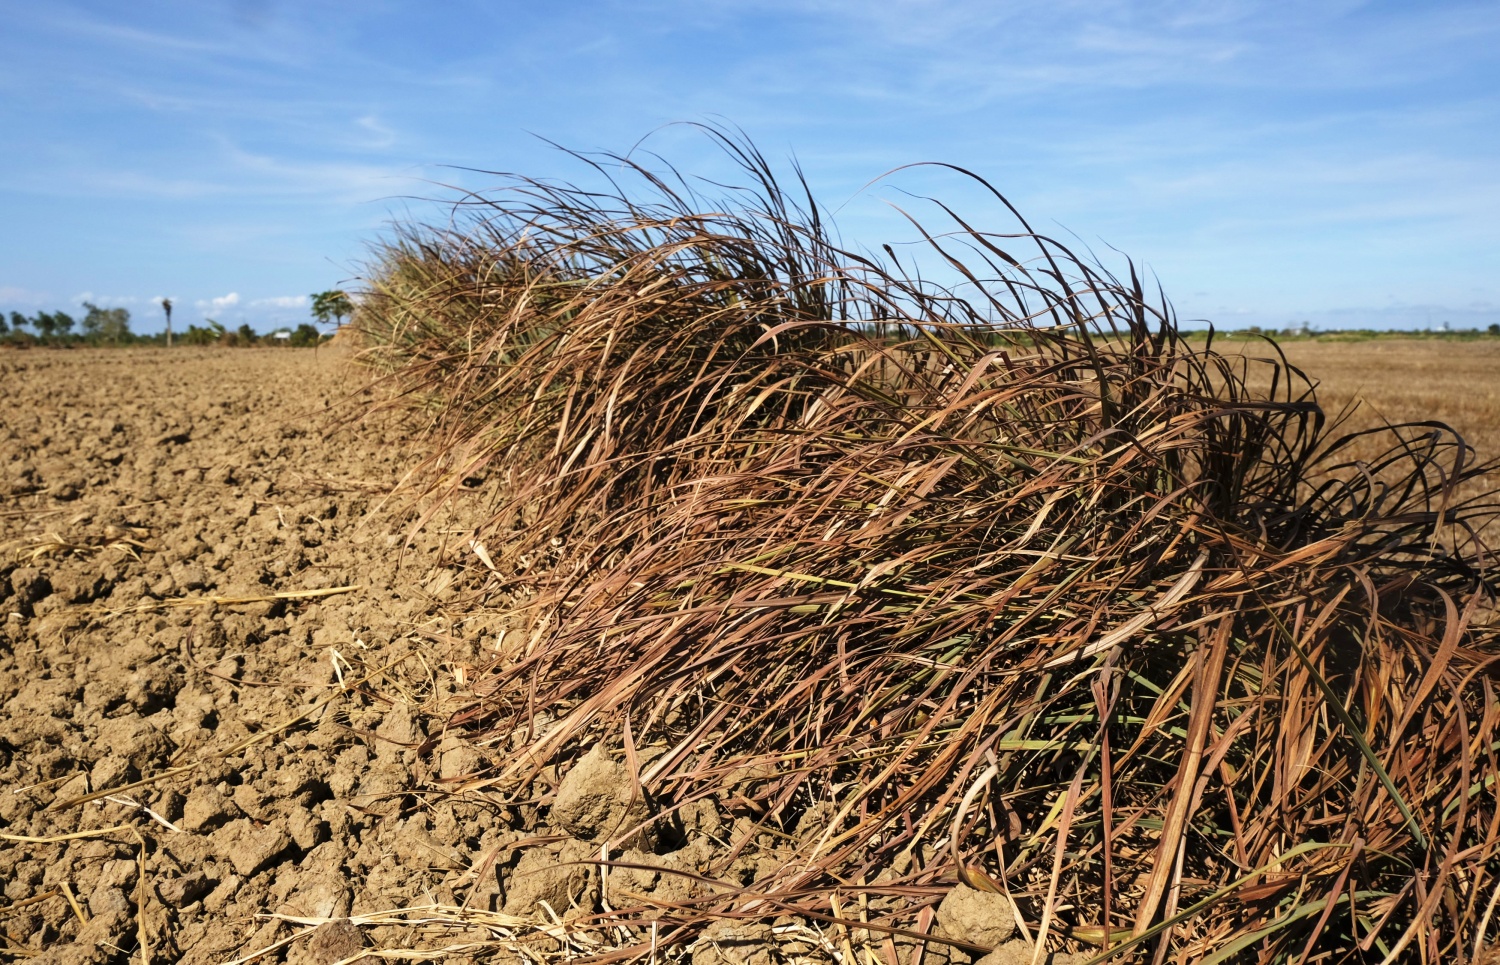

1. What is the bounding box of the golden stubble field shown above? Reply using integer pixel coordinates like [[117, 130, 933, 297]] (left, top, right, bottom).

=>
[[1250, 337, 1500, 457], [1229, 337, 1500, 541]]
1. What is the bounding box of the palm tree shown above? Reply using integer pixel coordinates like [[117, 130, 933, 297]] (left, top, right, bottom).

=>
[[161, 297, 173, 348]]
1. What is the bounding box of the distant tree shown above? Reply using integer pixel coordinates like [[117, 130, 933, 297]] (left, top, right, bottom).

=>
[[81, 302, 132, 343], [8, 312, 24, 333], [32, 312, 57, 342], [235, 323, 257, 346], [289, 323, 321, 347], [161, 297, 173, 348], [53, 311, 74, 338], [181, 319, 225, 346], [310, 290, 353, 331], [0, 312, 7, 335], [1491, 324, 1500, 336]]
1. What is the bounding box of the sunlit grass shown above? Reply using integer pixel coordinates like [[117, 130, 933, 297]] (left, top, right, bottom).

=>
[[358, 126, 1500, 963]]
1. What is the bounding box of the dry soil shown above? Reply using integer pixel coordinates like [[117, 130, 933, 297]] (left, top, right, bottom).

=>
[[0, 347, 536, 963]]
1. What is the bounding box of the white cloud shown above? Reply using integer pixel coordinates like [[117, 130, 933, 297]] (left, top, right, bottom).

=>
[[217, 140, 404, 203], [250, 295, 308, 309], [195, 292, 241, 314]]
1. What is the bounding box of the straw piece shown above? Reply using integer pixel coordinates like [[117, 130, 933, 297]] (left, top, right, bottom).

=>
[[95, 583, 361, 618]]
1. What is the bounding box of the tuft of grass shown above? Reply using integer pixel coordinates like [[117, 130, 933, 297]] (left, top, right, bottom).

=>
[[358, 131, 856, 562], [360, 125, 1500, 962]]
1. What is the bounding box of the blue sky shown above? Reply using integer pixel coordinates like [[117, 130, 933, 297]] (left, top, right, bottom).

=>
[[2, 0, 1497, 333]]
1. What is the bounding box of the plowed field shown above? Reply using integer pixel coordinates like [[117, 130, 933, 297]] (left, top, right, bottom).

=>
[[0, 347, 511, 964], [2, 340, 1495, 964]]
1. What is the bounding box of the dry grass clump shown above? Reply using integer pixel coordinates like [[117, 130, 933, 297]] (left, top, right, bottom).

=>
[[359, 132, 854, 561], [360, 129, 1500, 963]]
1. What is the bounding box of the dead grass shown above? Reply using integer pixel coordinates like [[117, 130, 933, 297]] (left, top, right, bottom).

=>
[[357, 126, 1500, 963]]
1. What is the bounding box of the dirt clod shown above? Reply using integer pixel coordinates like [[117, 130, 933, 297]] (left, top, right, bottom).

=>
[[8, 567, 50, 613], [503, 838, 600, 919], [180, 784, 237, 832], [551, 743, 655, 848], [975, 941, 1037, 965], [690, 918, 775, 965], [158, 870, 213, 907], [219, 819, 294, 877], [300, 918, 368, 965], [939, 882, 1017, 950]]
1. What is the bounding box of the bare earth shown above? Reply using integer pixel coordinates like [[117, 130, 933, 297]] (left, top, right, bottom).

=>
[[0, 347, 519, 964]]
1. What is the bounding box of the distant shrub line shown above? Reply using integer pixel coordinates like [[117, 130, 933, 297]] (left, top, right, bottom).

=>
[[0, 309, 325, 348]]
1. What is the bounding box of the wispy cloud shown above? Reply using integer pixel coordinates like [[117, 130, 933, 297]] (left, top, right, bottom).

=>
[[216, 139, 411, 203], [356, 114, 396, 150], [250, 295, 307, 309], [72, 292, 143, 306], [0, 285, 52, 306]]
